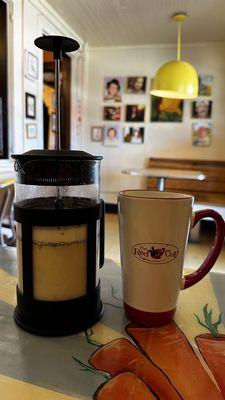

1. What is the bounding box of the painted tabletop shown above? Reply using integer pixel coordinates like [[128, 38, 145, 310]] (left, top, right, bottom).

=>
[[122, 168, 206, 180], [0, 246, 225, 400]]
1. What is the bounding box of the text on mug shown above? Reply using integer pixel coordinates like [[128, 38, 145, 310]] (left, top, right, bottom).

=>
[[132, 243, 179, 264]]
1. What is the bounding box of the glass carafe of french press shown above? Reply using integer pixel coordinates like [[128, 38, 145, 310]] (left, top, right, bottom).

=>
[[12, 36, 104, 336]]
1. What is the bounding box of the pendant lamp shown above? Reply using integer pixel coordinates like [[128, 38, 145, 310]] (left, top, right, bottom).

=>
[[151, 13, 198, 99]]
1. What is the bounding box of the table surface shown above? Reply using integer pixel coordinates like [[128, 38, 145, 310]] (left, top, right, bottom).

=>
[[0, 246, 225, 399], [0, 179, 14, 189], [122, 167, 206, 180]]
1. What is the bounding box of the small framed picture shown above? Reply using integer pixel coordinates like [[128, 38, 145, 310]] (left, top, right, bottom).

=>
[[104, 125, 121, 147], [103, 106, 121, 121], [25, 93, 36, 119], [191, 100, 212, 119], [26, 51, 39, 80], [52, 92, 56, 108], [52, 113, 56, 132], [26, 123, 37, 139], [198, 75, 213, 96], [125, 104, 145, 122], [124, 126, 144, 144], [91, 126, 103, 142], [151, 97, 183, 122], [192, 122, 212, 146], [103, 77, 123, 102], [126, 77, 147, 94]]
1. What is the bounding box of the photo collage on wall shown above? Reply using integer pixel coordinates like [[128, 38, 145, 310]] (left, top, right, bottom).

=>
[[90, 74, 214, 148], [191, 75, 213, 147], [91, 76, 147, 147]]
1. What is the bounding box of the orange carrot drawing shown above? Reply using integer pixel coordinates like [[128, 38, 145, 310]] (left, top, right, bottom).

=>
[[127, 322, 223, 400], [93, 372, 157, 400], [72, 357, 157, 399], [195, 304, 225, 398], [89, 337, 182, 399]]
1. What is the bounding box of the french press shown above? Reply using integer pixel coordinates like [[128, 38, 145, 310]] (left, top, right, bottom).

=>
[[12, 36, 104, 336]]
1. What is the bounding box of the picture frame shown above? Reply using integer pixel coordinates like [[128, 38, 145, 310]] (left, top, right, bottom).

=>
[[103, 106, 121, 121], [192, 122, 212, 147], [151, 96, 183, 122], [91, 126, 103, 142], [104, 125, 121, 147], [26, 51, 39, 80], [103, 77, 123, 103], [198, 75, 213, 96], [125, 77, 147, 94], [25, 93, 36, 119], [125, 104, 145, 122], [191, 100, 212, 119], [26, 123, 37, 139], [52, 113, 56, 133], [124, 126, 144, 144]]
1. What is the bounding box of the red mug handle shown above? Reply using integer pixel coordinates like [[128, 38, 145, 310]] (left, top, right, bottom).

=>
[[182, 209, 225, 289]]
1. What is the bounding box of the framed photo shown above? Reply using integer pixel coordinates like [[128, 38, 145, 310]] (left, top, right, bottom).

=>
[[191, 100, 212, 119], [26, 51, 39, 80], [124, 126, 144, 144], [198, 75, 213, 96], [52, 113, 56, 132], [26, 123, 37, 139], [104, 125, 121, 147], [103, 77, 123, 102], [25, 93, 36, 119], [126, 77, 147, 94], [151, 96, 183, 122], [103, 106, 121, 121], [125, 104, 145, 122], [91, 126, 103, 142], [52, 92, 56, 108], [192, 122, 212, 147]]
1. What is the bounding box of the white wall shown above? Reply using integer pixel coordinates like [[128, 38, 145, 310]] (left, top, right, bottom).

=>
[[85, 43, 225, 203], [0, 0, 86, 178]]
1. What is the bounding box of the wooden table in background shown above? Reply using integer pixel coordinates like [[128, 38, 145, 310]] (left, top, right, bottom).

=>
[[122, 168, 205, 191], [0, 246, 224, 399]]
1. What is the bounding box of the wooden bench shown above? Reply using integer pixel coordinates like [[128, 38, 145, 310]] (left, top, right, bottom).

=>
[[147, 158, 225, 240]]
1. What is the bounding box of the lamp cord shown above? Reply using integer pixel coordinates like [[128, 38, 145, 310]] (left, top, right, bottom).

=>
[[177, 21, 181, 61]]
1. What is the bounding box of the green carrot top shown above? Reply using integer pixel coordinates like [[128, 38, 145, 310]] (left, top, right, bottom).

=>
[[194, 303, 223, 337]]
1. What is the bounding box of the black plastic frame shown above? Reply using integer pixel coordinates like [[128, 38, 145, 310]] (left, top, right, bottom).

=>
[[14, 200, 105, 336]]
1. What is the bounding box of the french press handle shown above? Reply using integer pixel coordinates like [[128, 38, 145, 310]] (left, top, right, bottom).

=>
[[99, 200, 105, 268]]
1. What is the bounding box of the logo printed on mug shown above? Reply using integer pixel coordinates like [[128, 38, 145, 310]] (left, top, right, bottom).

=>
[[132, 243, 179, 264]]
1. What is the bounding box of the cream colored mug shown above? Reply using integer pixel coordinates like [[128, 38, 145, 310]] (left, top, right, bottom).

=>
[[118, 190, 224, 326]]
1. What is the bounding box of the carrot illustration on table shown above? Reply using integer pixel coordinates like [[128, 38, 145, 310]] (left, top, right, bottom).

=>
[[93, 372, 157, 400], [72, 356, 158, 399], [195, 303, 225, 398], [89, 337, 182, 399], [126, 321, 223, 400]]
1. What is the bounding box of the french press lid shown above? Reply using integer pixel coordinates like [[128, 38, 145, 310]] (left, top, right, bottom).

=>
[[11, 150, 103, 186]]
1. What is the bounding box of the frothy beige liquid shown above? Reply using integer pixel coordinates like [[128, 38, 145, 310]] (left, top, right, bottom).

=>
[[17, 223, 87, 301]]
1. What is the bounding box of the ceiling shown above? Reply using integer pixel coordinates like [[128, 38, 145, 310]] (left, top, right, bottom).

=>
[[46, 0, 225, 47]]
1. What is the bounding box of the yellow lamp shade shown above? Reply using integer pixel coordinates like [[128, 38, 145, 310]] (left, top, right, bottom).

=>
[[151, 60, 198, 99]]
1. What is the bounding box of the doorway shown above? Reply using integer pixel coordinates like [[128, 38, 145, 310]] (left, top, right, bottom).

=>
[[0, 0, 8, 158], [43, 50, 71, 150]]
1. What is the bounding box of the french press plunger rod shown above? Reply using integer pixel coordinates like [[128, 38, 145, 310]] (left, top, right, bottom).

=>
[[35, 35, 79, 150]]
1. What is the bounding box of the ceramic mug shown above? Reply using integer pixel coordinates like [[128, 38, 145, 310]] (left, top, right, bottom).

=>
[[118, 190, 224, 326]]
